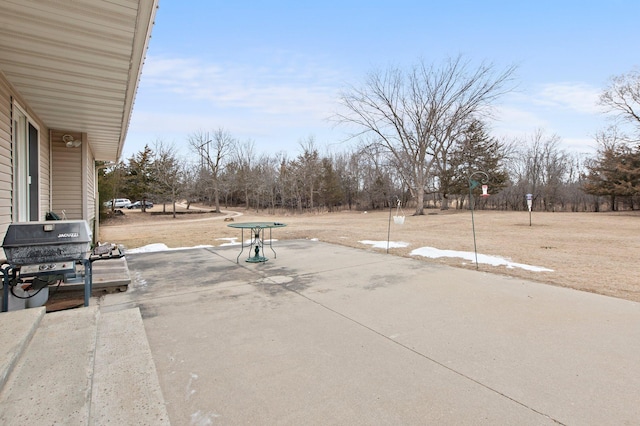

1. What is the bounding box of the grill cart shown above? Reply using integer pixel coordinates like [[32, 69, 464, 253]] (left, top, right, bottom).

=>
[[1, 220, 122, 312]]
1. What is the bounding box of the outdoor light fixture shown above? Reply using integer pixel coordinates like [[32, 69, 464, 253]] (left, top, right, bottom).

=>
[[62, 134, 81, 148]]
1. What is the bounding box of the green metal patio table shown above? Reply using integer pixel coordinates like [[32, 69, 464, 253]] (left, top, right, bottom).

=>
[[227, 222, 287, 263]]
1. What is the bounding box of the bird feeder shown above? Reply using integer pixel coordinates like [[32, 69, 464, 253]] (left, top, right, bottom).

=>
[[393, 199, 405, 225], [481, 184, 489, 197]]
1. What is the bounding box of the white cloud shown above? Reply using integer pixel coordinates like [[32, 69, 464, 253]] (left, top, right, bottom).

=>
[[132, 57, 608, 157], [533, 82, 604, 115], [141, 54, 342, 119], [492, 104, 550, 137], [487, 83, 608, 154], [127, 53, 356, 157], [561, 137, 597, 153]]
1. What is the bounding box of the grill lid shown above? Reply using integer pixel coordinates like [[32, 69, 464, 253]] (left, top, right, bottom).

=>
[[3, 220, 92, 247], [2, 220, 92, 265]]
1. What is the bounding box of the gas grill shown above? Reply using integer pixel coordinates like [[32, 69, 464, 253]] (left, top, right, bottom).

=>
[[1, 220, 122, 312]]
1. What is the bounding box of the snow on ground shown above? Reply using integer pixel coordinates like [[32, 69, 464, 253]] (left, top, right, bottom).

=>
[[410, 246, 553, 272], [126, 243, 213, 254], [128, 239, 280, 252], [359, 240, 411, 249], [216, 237, 279, 246], [359, 240, 553, 272], [128, 240, 552, 273], [216, 237, 240, 246]]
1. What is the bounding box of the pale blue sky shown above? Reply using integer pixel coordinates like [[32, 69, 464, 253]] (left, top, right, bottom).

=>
[[124, 1, 639, 160]]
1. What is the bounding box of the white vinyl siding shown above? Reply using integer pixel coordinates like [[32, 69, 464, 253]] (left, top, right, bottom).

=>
[[51, 131, 83, 219], [39, 127, 50, 217], [0, 73, 50, 247], [85, 138, 96, 223], [0, 75, 12, 237]]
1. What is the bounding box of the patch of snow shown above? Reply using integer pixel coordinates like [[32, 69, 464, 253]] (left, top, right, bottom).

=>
[[126, 243, 213, 254], [359, 240, 410, 249], [410, 246, 553, 272], [217, 237, 240, 246]]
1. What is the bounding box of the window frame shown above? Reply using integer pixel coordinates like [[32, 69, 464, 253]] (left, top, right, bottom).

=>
[[12, 102, 40, 222]]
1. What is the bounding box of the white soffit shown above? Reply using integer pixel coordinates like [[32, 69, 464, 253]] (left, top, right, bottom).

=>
[[0, 0, 158, 161]]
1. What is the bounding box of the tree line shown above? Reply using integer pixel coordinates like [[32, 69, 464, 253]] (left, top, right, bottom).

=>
[[99, 59, 640, 216]]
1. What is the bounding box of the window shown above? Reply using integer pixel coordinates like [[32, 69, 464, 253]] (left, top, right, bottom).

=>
[[12, 103, 39, 222]]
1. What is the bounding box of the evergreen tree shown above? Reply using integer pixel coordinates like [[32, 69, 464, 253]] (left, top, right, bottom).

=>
[[583, 145, 640, 210], [98, 161, 127, 211], [319, 157, 344, 211], [448, 120, 510, 207], [124, 145, 155, 211]]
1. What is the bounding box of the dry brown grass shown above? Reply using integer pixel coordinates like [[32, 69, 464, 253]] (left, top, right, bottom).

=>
[[99, 205, 640, 303]]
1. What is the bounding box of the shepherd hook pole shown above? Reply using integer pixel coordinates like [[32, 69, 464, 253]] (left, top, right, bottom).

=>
[[468, 171, 489, 270], [387, 196, 401, 253]]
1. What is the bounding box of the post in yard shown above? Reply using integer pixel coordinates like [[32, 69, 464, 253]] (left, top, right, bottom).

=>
[[468, 171, 489, 270]]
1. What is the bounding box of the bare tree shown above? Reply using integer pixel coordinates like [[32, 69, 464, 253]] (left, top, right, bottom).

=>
[[180, 161, 201, 209], [599, 69, 640, 143], [509, 130, 568, 211], [152, 140, 185, 218], [233, 139, 257, 210], [189, 128, 236, 213], [329, 150, 361, 211], [274, 151, 289, 210], [337, 56, 516, 215], [296, 136, 322, 211], [358, 143, 395, 210], [253, 154, 278, 212]]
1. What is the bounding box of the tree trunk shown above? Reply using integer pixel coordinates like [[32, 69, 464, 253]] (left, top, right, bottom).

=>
[[414, 189, 425, 215], [214, 184, 221, 213], [441, 193, 450, 210]]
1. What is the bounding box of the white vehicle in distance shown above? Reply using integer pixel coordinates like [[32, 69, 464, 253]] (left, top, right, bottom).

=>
[[104, 198, 131, 209]]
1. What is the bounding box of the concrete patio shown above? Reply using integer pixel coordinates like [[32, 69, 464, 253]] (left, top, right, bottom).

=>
[[2, 239, 640, 424], [111, 239, 640, 424]]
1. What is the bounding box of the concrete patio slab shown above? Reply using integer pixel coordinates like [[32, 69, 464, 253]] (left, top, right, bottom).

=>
[[102, 240, 640, 425], [0, 307, 44, 390]]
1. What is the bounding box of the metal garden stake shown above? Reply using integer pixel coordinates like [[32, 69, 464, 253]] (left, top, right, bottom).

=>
[[468, 171, 489, 270]]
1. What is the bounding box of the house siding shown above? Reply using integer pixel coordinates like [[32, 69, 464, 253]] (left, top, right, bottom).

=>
[[51, 131, 83, 219], [0, 75, 12, 234], [86, 144, 96, 220], [84, 134, 97, 237], [0, 72, 51, 253], [1, 1, 156, 251]]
